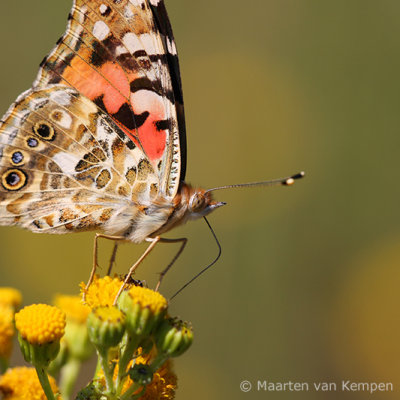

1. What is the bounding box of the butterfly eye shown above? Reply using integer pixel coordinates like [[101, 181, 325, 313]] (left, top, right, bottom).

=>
[[189, 192, 206, 212], [33, 121, 55, 141], [1, 169, 27, 191]]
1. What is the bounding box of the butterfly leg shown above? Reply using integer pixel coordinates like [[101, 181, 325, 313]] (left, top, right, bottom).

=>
[[83, 234, 125, 302], [155, 237, 188, 292], [107, 242, 119, 275], [113, 236, 161, 305]]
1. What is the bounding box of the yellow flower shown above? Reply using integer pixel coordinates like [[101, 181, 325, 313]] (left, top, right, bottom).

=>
[[135, 349, 177, 399], [53, 295, 90, 324], [124, 286, 168, 315], [140, 360, 177, 400], [0, 288, 22, 309], [96, 350, 177, 399], [0, 366, 61, 400], [0, 304, 14, 359], [15, 304, 66, 345], [80, 275, 123, 308]]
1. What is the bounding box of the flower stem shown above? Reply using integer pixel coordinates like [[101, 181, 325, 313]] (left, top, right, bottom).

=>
[[116, 336, 140, 393], [35, 366, 57, 400], [99, 349, 115, 394], [149, 353, 168, 373], [59, 358, 81, 400]]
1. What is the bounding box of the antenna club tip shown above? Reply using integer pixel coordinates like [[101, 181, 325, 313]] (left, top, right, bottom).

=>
[[293, 171, 305, 179], [284, 171, 305, 186], [285, 178, 295, 186]]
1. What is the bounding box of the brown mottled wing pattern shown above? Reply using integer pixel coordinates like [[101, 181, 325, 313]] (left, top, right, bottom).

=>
[[34, 0, 186, 198], [0, 86, 159, 235]]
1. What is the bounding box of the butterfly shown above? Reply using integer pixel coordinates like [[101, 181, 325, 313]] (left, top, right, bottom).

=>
[[0, 0, 303, 296]]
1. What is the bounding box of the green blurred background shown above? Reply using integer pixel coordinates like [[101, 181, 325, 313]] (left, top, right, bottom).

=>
[[1, 0, 400, 398]]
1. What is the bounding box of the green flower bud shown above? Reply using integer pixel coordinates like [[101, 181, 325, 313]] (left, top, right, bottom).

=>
[[18, 334, 61, 368], [117, 287, 168, 340], [87, 306, 125, 351], [155, 318, 193, 358]]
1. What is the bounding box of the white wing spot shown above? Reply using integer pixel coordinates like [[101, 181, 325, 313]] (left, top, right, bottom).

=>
[[139, 33, 158, 54], [93, 20, 110, 41], [122, 32, 142, 53], [167, 37, 177, 55], [131, 91, 166, 117], [50, 91, 71, 106], [122, 32, 159, 55], [52, 152, 81, 175], [129, 0, 145, 6], [99, 4, 108, 14]]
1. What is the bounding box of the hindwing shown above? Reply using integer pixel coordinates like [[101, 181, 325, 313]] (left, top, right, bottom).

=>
[[0, 85, 160, 235]]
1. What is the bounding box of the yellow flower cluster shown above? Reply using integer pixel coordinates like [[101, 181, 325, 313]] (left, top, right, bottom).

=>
[[0, 367, 60, 400], [142, 360, 177, 400], [0, 288, 22, 309], [0, 305, 14, 360], [100, 349, 177, 399], [85, 276, 184, 399], [0, 275, 192, 400], [15, 304, 66, 345], [80, 275, 122, 307], [0, 287, 21, 364]]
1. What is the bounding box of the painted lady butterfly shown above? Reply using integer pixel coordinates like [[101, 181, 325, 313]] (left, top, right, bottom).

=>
[[0, 0, 303, 293]]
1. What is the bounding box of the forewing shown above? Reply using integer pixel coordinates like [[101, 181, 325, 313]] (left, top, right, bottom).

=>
[[34, 0, 186, 198], [0, 86, 160, 234]]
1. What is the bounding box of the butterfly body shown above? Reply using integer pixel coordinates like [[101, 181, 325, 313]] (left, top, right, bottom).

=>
[[0, 0, 226, 244]]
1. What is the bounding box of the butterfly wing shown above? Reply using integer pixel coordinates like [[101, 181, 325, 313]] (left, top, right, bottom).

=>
[[34, 0, 186, 198], [149, 0, 187, 180], [0, 85, 162, 237]]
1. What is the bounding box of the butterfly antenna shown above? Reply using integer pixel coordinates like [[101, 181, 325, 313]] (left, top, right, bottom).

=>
[[170, 216, 221, 300], [205, 171, 305, 193]]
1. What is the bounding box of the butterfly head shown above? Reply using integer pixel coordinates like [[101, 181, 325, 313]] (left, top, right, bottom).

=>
[[187, 189, 226, 219]]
